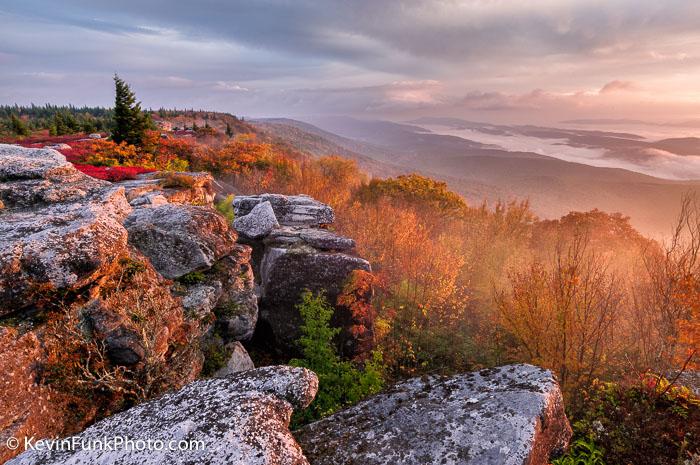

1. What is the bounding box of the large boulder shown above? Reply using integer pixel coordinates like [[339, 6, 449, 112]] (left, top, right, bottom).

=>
[[0, 144, 132, 315], [259, 246, 372, 355], [296, 364, 572, 465], [234, 200, 280, 239], [234, 193, 334, 227], [124, 204, 237, 279], [8, 366, 319, 465]]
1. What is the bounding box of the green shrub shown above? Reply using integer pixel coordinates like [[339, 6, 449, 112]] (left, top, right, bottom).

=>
[[567, 377, 700, 465], [290, 290, 384, 428], [215, 194, 235, 223], [214, 301, 241, 319], [201, 337, 231, 377], [118, 257, 146, 279], [552, 437, 605, 465], [177, 271, 205, 285]]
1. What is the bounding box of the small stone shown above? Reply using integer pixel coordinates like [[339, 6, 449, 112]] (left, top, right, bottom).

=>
[[214, 342, 255, 377]]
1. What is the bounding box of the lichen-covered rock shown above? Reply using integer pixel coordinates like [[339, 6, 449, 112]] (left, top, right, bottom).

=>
[[259, 247, 372, 354], [124, 204, 237, 279], [265, 226, 356, 251], [214, 341, 255, 377], [234, 193, 334, 227], [8, 366, 319, 465], [0, 144, 132, 315], [209, 246, 259, 341], [181, 282, 223, 319], [234, 200, 280, 239], [0, 329, 68, 464], [296, 364, 572, 465]]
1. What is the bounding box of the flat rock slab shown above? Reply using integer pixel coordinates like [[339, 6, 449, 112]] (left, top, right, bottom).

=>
[[233, 194, 334, 227], [296, 364, 572, 465], [265, 226, 355, 251], [8, 366, 318, 465]]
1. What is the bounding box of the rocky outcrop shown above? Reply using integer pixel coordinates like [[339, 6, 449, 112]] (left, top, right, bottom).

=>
[[8, 366, 319, 465], [120, 171, 215, 207], [0, 145, 256, 462], [234, 193, 334, 227], [231, 193, 374, 357], [0, 145, 131, 315], [124, 204, 237, 280], [296, 364, 572, 465]]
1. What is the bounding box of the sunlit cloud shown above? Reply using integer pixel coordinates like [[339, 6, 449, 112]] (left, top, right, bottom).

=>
[[1, 0, 700, 122]]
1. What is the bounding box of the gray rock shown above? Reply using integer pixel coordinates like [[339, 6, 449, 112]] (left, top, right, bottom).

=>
[[207, 247, 259, 342], [265, 226, 355, 251], [217, 290, 259, 341], [181, 282, 223, 319], [234, 194, 334, 227], [233, 200, 280, 239], [214, 341, 255, 377], [124, 204, 237, 279], [296, 364, 572, 465], [129, 192, 169, 207], [259, 247, 372, 354], [0, 145, 132, 315], [8, 366, 318, 465]]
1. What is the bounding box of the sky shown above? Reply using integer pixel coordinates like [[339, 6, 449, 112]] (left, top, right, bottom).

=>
[[2, 0, 700, 124]]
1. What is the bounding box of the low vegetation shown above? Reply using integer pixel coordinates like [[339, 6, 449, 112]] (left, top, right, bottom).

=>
[[290, 291, 383, 427], [4, 77, 700, 462]]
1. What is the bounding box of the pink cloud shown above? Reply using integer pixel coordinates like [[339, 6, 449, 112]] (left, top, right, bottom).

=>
[[599, 80, 637, 94]]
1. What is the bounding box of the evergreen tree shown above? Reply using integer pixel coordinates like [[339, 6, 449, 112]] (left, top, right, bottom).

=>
[[290, 291, 383, 426], [9, 114, 30, 136], [112, 74, 148, 146]]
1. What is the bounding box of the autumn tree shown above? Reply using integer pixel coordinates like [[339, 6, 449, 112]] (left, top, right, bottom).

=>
[[495, 234, 623, 394], [112, 74, 149, 147], [632, 194, 700, 372]]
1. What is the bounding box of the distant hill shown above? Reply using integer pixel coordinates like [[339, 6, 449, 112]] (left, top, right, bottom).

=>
[[251, 118, 409, 177], [263, 116, 700, 238], [650, 137, 700, 156]]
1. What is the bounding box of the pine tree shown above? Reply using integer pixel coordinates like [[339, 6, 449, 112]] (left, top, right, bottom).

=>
[[9, 114, 30, 136], [112, 74, 148, 146]]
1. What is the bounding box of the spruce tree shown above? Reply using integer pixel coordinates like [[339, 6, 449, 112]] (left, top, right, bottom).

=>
[[112, 74, 148, 146], [9, 114, 30, 136]]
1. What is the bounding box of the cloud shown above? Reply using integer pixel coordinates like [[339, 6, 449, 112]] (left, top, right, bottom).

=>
[[599, 80, 637, 94], [1, 0, 700, 121], [213, 81, 250, 92]]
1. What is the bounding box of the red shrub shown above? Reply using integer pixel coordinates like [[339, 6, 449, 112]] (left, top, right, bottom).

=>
[[72, 164, 154, 182]]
